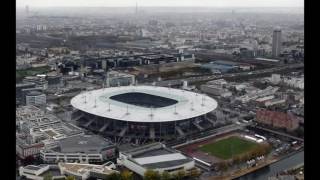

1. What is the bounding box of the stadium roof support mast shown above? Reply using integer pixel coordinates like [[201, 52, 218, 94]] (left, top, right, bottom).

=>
[[149, 108, 154, 118], [125, 105, 130, 115], [201, 96, 206, 106], [108, 103, 111, 112]]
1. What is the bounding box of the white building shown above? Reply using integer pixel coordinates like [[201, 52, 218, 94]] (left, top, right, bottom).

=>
[[106, 71, 135, 87], [19, 164, 65, 180], [26, 91, 46, 107], [271, 74, 281, 84], [117, 143, 195, 176], [40, 135, 116, 164], [19, 163, 118, 180], [23, 76, 48, 90], [264, 98, 286, 107], [16, 106, 84, 159], [283, 77, 304, 90], [58, 162, 118, 180], [200, 84, 232, 97]]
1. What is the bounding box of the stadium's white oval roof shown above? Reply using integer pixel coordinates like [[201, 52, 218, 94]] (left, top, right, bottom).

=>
[[71, 85, 218, 123]]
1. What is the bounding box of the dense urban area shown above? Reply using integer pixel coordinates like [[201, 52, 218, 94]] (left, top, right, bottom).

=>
[[16, 6, 304, 180]]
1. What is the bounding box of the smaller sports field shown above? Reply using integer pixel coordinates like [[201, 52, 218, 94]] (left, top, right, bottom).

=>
[[199, 136, 259, 160]]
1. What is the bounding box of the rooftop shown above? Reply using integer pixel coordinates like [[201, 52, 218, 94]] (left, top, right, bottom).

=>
[[26, 90, 44, 96], [59, 162, 117, 176], [58, 134, 114, 154], [121, 143, 194, 169], [71, 86, 217, 123]]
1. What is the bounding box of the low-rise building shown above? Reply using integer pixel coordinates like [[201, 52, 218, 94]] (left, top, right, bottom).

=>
[[40, 135, 116, 164], [19, 164, 65, 180], [256, 110, 300, 131], [26, 91, 46, 107], [106, 71, 135, 87], [117, 142, 195, 176], [264, 98, 286, 107], [58, 162, 118, 180], [19, 162, 118, 180], [23, 76, 48, 90], [16, 106, 84, 159], [201, 84, 232, 97], [16, 136, 45, 159]]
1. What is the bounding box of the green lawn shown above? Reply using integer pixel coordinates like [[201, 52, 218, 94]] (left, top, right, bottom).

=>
[[199, 136, 259, 160], [16, 66, 51, 82]]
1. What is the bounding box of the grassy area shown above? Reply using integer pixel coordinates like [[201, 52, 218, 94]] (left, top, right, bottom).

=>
[[16, 66, 51, 82], [199, 136, 259, 160]]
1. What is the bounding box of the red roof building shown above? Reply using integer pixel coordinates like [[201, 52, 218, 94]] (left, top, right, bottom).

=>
[[256, 110, 299, 131]]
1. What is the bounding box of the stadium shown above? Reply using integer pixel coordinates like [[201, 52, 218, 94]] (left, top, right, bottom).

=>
[[71, 85, 218, 144]]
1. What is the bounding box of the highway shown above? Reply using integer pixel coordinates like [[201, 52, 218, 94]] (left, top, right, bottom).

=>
[[147, 63, 304, 87]]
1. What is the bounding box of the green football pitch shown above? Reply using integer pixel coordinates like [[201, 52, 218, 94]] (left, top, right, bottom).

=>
[[199, 136, 259, 160]]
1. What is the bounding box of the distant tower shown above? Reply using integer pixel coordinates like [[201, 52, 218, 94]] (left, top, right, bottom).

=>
[[135, 2, 138, 15], [25, 5, 29, 16], [272, 28, 282, 57]]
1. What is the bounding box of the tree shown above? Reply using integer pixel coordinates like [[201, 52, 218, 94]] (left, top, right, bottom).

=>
[[65, 176, 76, 180], [250, 148, 260, 158], [104, 172, 121, 180], [161, 171, 171, 180], [217, 161, 228, 173], [233, 155, 242, 165], [144, 169, 161, 180], [43, 172, 53, 180], [120, 170, 133, 180], [188, 168, 201, 179], [172, 170, 186, 180]]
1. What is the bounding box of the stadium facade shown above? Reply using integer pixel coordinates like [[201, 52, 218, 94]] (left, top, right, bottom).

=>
[[71, 86, 218, 144]]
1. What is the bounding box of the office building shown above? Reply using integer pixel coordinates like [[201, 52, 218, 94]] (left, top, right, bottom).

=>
[[201, 84, 232, 97], [16, 83, 36, 105], [23, 76, 48, 90], [256, 110, 300, 131], [16, 106, 84, 159], [272, 29, 282, 57], [40, 135, 116, 164], [106, 71, 135, 87], [25, 91, 46, 107], [271, 74, 281, 84]]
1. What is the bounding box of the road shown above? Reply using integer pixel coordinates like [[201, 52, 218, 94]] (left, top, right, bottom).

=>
[[146, 63, 304, 87], [235, 150, 304, 180], [254, 126, 304, 142]]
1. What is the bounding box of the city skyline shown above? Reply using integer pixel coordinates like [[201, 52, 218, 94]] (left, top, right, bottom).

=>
[[16, 0, 304, 8]]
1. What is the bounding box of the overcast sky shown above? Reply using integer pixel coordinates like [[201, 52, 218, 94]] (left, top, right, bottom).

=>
[[17, 0, 304, 8]]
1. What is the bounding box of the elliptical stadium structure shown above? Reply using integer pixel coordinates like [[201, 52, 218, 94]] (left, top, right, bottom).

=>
[[71, 86, 218, 144]]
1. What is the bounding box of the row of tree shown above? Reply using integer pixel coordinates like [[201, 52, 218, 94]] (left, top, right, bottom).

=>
[[102, 168, 201, 180], [43, 167, 201, 180], [143, 168, 201, 180], [43, 173, 76, 180], [216, 143, 272, 172]]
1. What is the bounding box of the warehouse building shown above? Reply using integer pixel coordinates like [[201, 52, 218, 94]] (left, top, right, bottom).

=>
[[117, 142, 195, 176]]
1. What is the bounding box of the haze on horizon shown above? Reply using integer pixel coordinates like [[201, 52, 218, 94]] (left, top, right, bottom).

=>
[[17, 0, 304, 8]]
